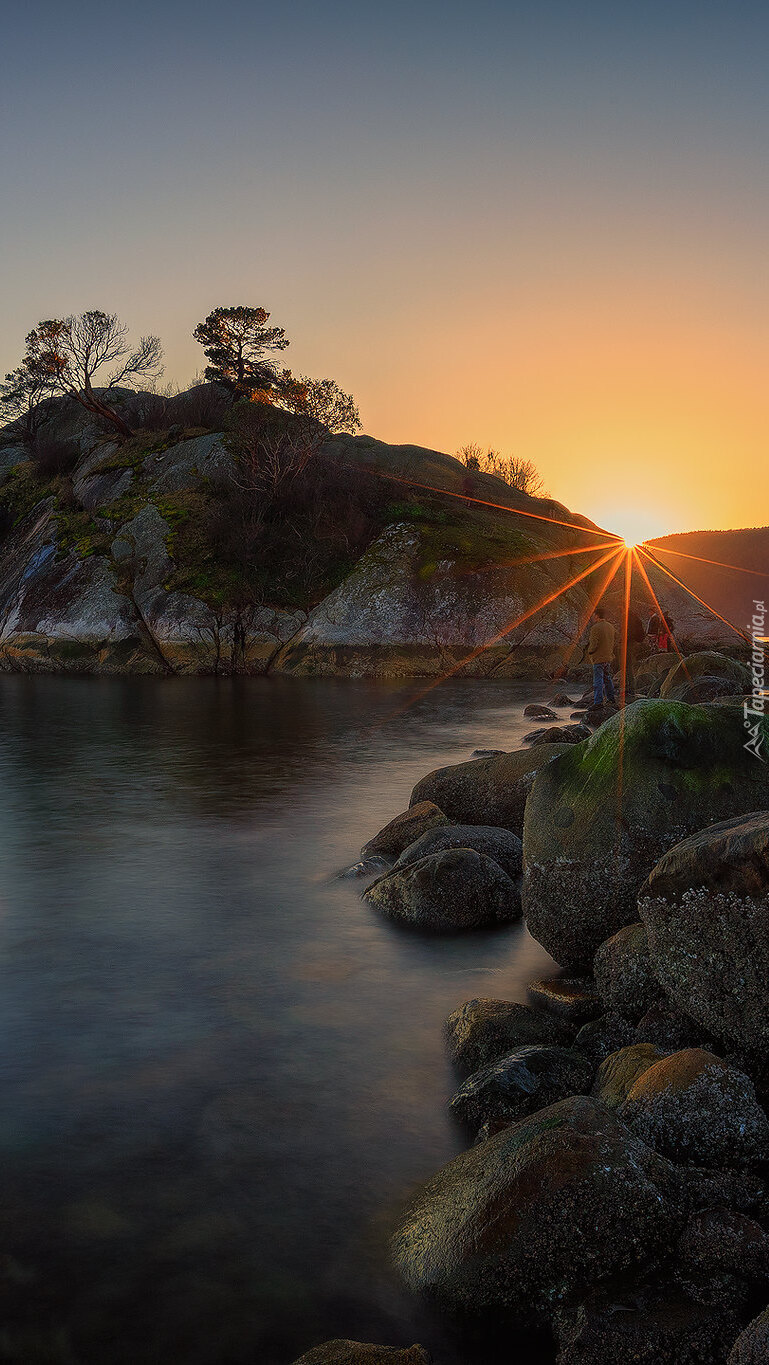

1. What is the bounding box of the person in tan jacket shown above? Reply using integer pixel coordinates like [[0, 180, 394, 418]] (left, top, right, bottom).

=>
[[588, 607, 617, 706]]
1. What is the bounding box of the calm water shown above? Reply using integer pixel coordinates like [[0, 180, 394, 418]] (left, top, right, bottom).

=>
[[0, 675, 562, 1365]]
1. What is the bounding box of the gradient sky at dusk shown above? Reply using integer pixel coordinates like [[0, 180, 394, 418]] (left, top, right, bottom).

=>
[[2, 1, 768, 541]]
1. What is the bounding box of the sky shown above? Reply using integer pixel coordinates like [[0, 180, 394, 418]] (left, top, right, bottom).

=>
[[2, 0, 768, 542]]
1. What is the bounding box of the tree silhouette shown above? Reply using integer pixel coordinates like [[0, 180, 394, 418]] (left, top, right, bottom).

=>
[[193, 306, 289, 400]]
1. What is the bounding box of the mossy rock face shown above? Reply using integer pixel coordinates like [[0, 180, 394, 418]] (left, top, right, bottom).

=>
[[521, 701, 769, 970], [411, 744, 572, 837], [639, 811, 769, 1054], [618, 1049, 769, 1168], [290, 1344, 431, 1365], [592, 1043, 666, 1109], [392, 1095, 683, 1323], [660, 651, 752, 698]]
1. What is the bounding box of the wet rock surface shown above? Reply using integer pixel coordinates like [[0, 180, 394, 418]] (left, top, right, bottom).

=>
[[527, 976, 601, 1025], [393, 823, 522, 882], [523, 723, 591, 745], [361, 801, 449, 860], [445, 998, 575, 1076], [410, 744, 571, 837], [393, 1096, 684, 1322], [364, 848, 521, 931], [450, 1044, 594, 1132]]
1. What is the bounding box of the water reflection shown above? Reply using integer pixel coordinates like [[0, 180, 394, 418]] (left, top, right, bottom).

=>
[[0, 676, 559, 1363]]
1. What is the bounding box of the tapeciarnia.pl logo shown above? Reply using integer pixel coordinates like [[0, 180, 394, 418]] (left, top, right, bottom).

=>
[[745, 599, 767, 760]]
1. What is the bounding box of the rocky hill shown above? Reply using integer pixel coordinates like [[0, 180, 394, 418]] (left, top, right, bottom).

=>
[[0, 391, 745, 676], [647, 526, 768, 629]]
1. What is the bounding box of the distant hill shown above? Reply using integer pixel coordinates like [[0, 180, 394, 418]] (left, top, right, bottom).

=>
[[646, 527, 768, 631]]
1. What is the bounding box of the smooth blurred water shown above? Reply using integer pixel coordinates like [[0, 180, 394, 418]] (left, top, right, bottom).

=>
[[0, 674, 564, 1364]]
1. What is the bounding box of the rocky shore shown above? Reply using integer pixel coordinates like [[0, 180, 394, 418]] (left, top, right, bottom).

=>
[[294, 650, 769, 1364]]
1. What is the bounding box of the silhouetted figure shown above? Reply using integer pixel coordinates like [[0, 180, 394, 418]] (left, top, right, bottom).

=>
[[626, 610, 646, 694], [648, 610, 673, 652], [588, 607, 616, 707]]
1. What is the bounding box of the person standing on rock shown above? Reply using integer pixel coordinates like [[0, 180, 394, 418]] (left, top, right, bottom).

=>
[[625, 609, 646, 695], [588, 607, 617, 707]]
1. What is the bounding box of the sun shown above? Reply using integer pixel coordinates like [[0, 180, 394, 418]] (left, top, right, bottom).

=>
[[588, 503, 674, 549]]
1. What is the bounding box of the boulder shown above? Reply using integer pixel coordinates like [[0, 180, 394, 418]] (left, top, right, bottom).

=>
[[392, 1095, 684, 1322], [592, 1044, 666, 1109], [394, 824, 522, 882], [618, 1049, 769, 1168], [593, 923, 660, 1019], [668, 674, 745, 704], [527, 976, 601, 1025], [640, 811, 769, 1054], [635, 652, 677, 697], [659, 651, 752, 699], [522, 701, 769, 970], [633, 1001, 714, 1054], [679, 1167, 769, 1218], [524, 703, 558, 719], [410, 745, 572, 837], [445, 998, 575, 1076], [364, 848, 520, 932], [290, 1344, 431, 1364], [729, 1307, 769, 1363], [582, 702, 619, 727], [450, 1044, 593, 1132], [524, 723, 591, 745], [361, 802, 449, 860], [555, 1277, 742, 1365], [574, 1012, 637, 1065], [677, 1208, 769, 1281], [550, 693, 578, 707]]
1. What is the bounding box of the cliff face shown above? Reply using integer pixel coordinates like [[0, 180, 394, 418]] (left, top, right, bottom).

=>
[[0, 397, 742, 677]]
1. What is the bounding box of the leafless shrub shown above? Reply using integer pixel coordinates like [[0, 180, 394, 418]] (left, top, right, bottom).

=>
[[457, 444, 545, 496]]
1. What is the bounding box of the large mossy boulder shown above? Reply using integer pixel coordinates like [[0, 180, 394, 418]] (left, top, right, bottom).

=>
[[617, 1049, 769, 1168], [410, 745, 571, 837], [394, 823, 522, 882], [522, 701, 769, 970], [392, 1095, 684, 1322], [659, 651, 751, 699], [445, 998, 575, 1075], [364, 848, 520, 931], [450, 1044, 593, 1132], [290, 1344, 431, 1364], [639, 811, 769, 1054]]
